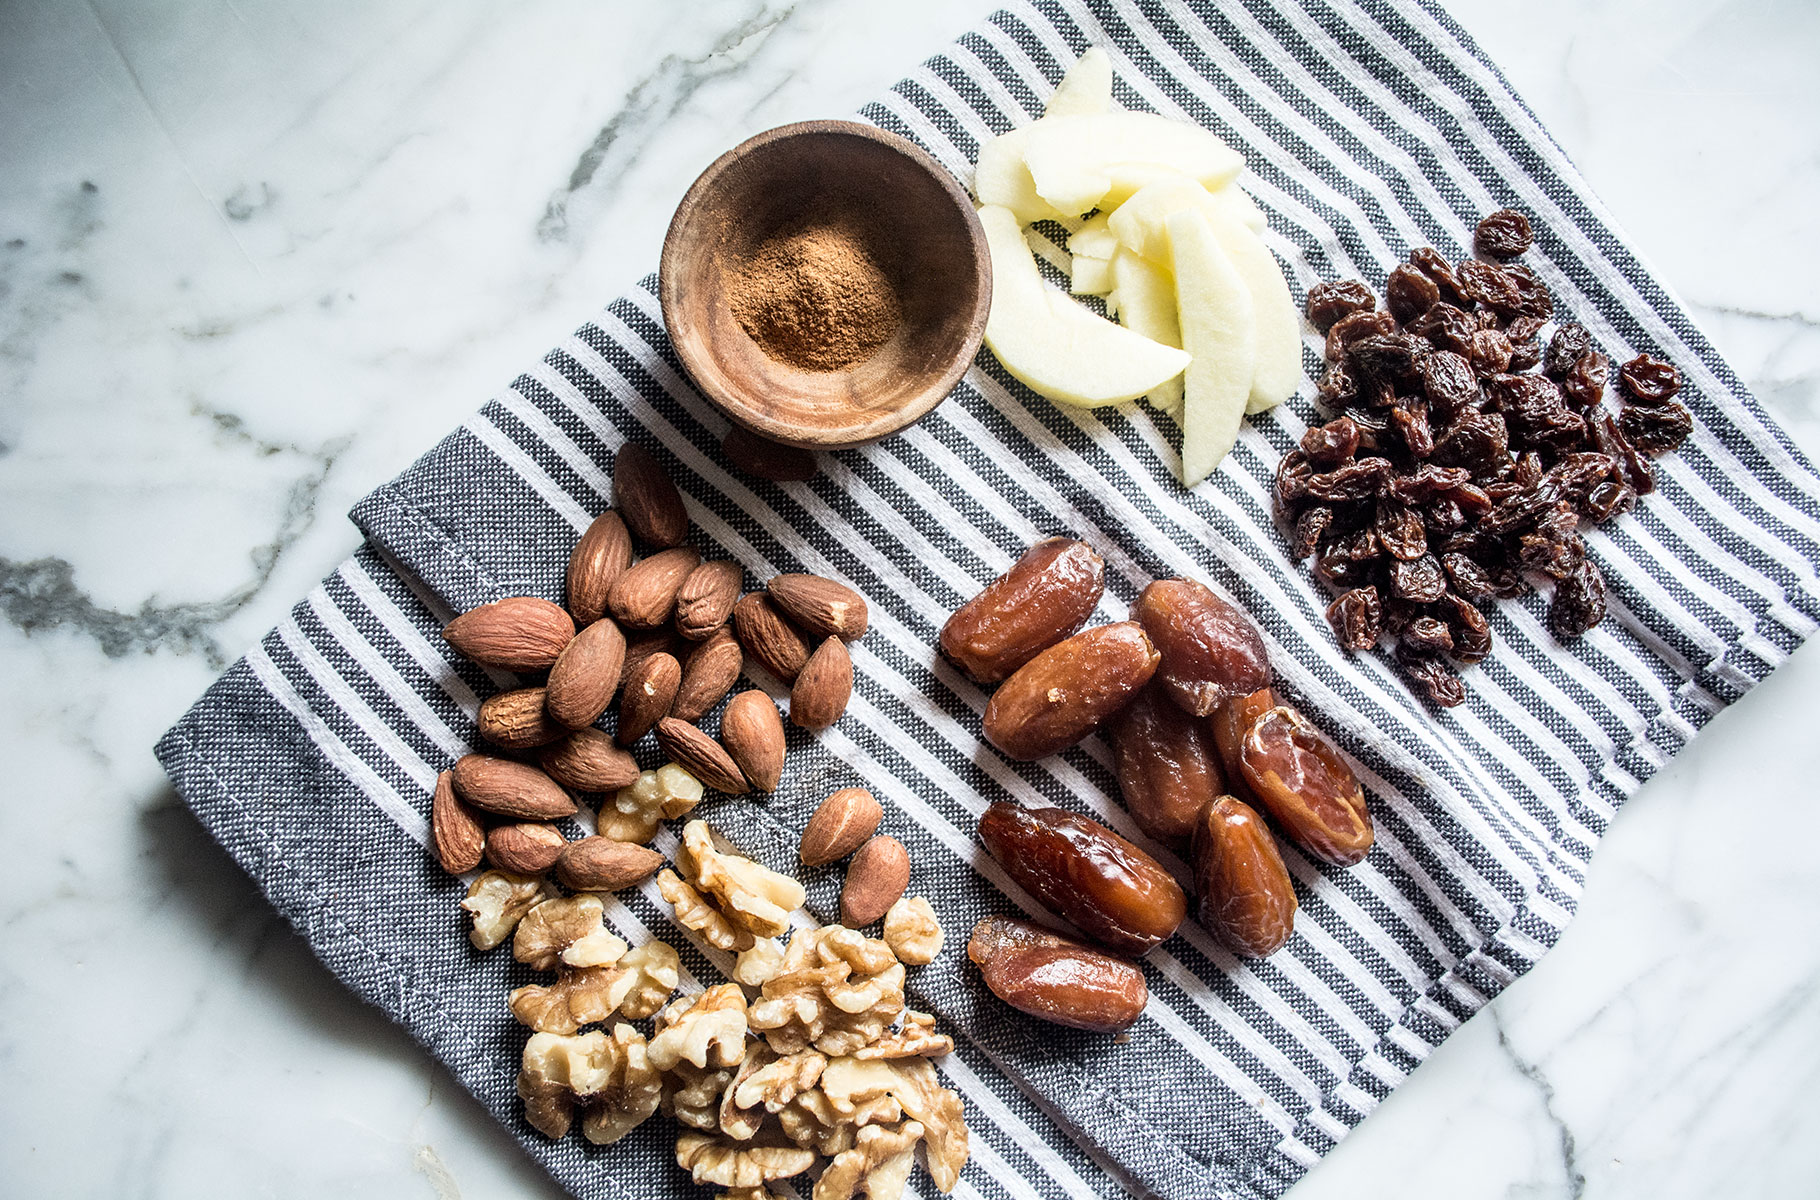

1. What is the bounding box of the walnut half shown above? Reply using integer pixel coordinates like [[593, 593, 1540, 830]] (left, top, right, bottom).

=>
[[675, 1132, 815, 1189], [517, 1025, 661, 1144], [462, 871, 558, 951], [648, 983, 749, 1072]]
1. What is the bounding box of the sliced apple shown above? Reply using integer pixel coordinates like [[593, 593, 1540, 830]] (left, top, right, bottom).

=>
[[1169, 208, 1255, 486], [1069, 211, 1118, 259], [1022, 112, 1243, 217], [1209, 183, 1267, 234], [979, 205, 1190, 409], [975, 127, 1066, 226], [1195, 206, 1300, 414], [1110, 249, 1184, 417], [1044, 47, 1112, 118], [1071, 252, 1113, 296]]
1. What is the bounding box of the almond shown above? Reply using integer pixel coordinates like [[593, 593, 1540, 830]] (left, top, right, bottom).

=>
[[767, 574, 869, 641], [799, 787, 882, 866], [450, 754, 577, 820], [485, 822, 567, 874], [674, 559, 744, 641], [719, 690, 786, 792], [722, 426, 818, 482], [840, 835, 910, 927], [608, 547, 700, 630], [617, 652, 680, 745], [654, 718, 749, 795], [614, 442, 689, 549], [672, 628, 743, 722], [430, 769, 485, 874], [443, 597, 575, 672], [545, 618, 626, 729], [566, 511, 633, 626], [555, 837, 664, 891], [790, 636, 853, 731], [731, 592, 811, 683], [476, 687, 567, 750], [540, 728, 640, 792], [621, 629, 681, 685]]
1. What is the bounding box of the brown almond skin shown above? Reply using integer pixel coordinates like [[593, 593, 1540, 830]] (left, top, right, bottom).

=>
[[654, 717, 750, 795], [675, 560, 744, 641], [840, 836, 910, 928], [800, 788, 884, 865], [442, 597, 575, 672], [982, 622, 1159, 761], [672, 628, 743, 722], [1240, 706, 1373, 866], [567, 511, 633, 626], [722, 426, 818, 482], [450, 754, 577, 821], [1134, 579, 1271, 717], [476, 687, 568, 750], [720, 690, 786, 793], [732, 592, 812, 683], [614, 442, 688, 548], [545, 619, 626, 729], [941, 537, 1106, 684], [1209, 687, 1276, 808], [790, 637, 853, 731], [1110, 682, 1225, 844], [608, 547, 701, 630], [767, 574, 869, 641], [968, 915, 1147, 1033], [1193, 796, 1298, 957], [621, 629, 681, 685], [540, 728, 640, 793], [485, 822, 568, 874], [617, 652, 681, 745], [556, 836, 664, 891], [977, 801, 1185, 956], [431, 769, 484, 873]]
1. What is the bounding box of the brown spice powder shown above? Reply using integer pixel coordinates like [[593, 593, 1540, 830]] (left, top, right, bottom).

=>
[[729, 212, 901, 372]]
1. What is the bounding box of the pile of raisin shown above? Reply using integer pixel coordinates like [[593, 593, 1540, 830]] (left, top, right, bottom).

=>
[[1284, 210, 1693, 707]]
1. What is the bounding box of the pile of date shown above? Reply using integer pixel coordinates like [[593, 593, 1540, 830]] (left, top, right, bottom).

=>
[[941, 538, 1371, 1034]]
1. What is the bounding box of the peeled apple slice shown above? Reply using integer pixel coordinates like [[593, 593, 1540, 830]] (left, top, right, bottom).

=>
[[1044, 47, 1112, 118], [1071, 253, 1114, 296], [1069, 211, 1118, 259], [1169, 208, 1256, 486], [1022, 112, 1244, 217], [1110, 249, 1184, 417], [1195, 206, 1300, 414], [979, 205, 1190, 409], [975, 128, 1066, 226]]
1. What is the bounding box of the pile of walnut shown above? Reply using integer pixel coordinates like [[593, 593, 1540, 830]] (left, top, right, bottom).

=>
[[468, 823, 963, 1198], [429, 440, 870, 884], [942, 539, 1372, 1031]]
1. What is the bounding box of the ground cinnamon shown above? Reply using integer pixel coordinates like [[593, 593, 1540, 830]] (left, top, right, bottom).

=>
[[729, 211, 901, 372]]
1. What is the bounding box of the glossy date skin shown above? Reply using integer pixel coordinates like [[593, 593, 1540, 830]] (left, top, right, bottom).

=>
[[977, 802, 1186, 955], [967, 915, 1147, 1033], [1192, 796, 1297, 957], [1134, 579, 1273, 717], [941, 537, 1106, 684], [982, 622, 1159, 761], [1209, 687, 1277, 806], [1240, 707, 1374, 866], [1111, 683, 1225, 844]]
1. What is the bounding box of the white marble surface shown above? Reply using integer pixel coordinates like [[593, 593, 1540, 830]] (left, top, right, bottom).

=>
[[2, 1, 1816, 1197]]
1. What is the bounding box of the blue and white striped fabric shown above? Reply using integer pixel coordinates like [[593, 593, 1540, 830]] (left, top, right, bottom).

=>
[[156, 2, 1820, 1197]]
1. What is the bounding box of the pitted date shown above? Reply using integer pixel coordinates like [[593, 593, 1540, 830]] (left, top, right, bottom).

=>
[[983, 622, 1158, 761], [1240, 707, 1374, 866], [1192, 797, 1298, 958], [942, 537, 1106, 684], [1111, 684, 1226, 844], [1210, 687, 1277, 807], [968, 916, 1148, 1033], [977, 802, 1187, 956], [1135, 579, 1272, 717]]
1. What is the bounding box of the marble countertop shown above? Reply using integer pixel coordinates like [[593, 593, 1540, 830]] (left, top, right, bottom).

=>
[[3, 1, 1816, 1196]]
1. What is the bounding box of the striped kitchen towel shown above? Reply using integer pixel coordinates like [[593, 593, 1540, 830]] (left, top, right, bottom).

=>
[[155, 1, 1820, 1198]]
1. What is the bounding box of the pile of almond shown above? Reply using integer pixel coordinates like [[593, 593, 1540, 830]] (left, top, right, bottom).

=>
[[429, 441, 870, 881]]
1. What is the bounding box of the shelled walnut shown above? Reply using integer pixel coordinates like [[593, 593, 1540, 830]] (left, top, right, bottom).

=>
[[659, 821, 806, 951], [747, 927, 907, 1058], [598, 763, 704, 843], [881, 897, 942, 965], [513, 895, 628, 971], [675, 1133, 817, 1190], [462, 871, 557, 951], [516, 1025, 662, 1144], [648, 984, 749, 1072]]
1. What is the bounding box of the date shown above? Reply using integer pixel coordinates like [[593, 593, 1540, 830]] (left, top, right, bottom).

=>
[[1134, 579, 1272, 717], [968, 915, 1147, 1033], [1209, 687, 1276, 807], [1110, 683, 1226, 844], [1240, 707, 1373, 866], [941, 537, 1106, 684], [977, 802, 1186, 956], [982, 622, 1158, 761], [1192, 797, 1297, 958]]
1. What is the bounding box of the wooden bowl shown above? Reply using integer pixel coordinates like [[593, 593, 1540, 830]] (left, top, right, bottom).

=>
[[660, 120, 990, 450]]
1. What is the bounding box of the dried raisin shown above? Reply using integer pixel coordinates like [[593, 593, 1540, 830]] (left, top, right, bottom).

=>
[[1408, 248, 1466, 307], [1386, 264, 1441, 323], [1619, 354, 1683, 403], [1474, 209, 1533, 260], [1326, 587, 1382, 651], [1619, 400, 1693, 456], [1549, 556, 1608, 638], [1561, 353, 1608, 408], [1302, 417, 1361, 468], [1407, 302, 1475, 354], [1544, 324, 1594, 378], [1326, 310, 1396, 362], [1306, 280, 1377, 332], [1292, 506, 1333, 560], [1456, 259, 1521, 314]]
